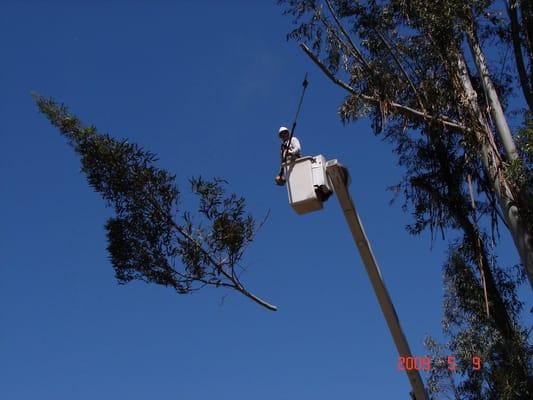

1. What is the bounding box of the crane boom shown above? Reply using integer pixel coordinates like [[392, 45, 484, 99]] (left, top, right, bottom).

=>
[[325, 160, 428, 400]]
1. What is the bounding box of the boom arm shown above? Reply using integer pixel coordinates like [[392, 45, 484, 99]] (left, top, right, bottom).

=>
[[325, 160, 428, 400]]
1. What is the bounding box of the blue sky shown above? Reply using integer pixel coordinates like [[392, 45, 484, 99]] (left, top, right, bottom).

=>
[[1, 2, 530, 399]]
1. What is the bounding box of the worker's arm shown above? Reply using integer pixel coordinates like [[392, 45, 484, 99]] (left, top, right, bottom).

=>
[[288, 137, 301, 155]]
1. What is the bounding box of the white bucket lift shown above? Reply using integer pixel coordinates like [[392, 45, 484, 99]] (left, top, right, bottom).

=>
[[283, 155, 334, 214], [282, 156, 428, 400]]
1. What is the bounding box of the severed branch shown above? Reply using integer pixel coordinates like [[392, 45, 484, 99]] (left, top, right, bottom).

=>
[[165, 209, 278, 311], [144, 192, 278, 312], [300, 43, 466, 131], [35, 94, 278, 312]]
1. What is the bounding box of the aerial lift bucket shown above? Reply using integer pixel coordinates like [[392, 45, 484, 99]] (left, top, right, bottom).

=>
[[283, 154, 334, 215]]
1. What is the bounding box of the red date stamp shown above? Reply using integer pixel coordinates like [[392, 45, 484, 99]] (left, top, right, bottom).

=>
[[397, 356, 482, 372]]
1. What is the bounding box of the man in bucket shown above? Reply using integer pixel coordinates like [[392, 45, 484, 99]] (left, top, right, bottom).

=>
[[274, 126, 301, 186]]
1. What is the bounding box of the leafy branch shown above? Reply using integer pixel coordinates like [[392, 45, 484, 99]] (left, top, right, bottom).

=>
[[34, 94, 277, 311]]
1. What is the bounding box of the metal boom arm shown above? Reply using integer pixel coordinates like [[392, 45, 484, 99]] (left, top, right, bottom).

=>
[[325, 160, 428, 400]]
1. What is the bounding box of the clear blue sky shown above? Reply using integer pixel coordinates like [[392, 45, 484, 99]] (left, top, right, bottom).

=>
[[1, 2, 529, 399]]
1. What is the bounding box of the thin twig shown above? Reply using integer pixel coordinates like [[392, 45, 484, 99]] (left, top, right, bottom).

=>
[[376, 29, 426, 112], [324, 0, 372, 72]]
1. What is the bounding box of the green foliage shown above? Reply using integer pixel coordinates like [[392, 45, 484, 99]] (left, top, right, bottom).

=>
[[506, 116, 533, 236], [516, 119, 533, 162], [280, 0, 467, 131], [426, 245, 532, 400], [424, 336, 461, 399], [34, 94, 274, 309]]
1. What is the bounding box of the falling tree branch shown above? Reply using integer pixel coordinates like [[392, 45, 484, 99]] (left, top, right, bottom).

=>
[[160, 205, 278, 311], [35, 94, 277, 311], [300, 43, 467, 131], [169, 257, 233, 292], [132, 177, 278, 312]]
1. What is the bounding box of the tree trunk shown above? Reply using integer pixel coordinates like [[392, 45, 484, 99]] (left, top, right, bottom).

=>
[[451, 49, 533, 292], [420, 130, 533, 397], [465, 22, 518, 161]]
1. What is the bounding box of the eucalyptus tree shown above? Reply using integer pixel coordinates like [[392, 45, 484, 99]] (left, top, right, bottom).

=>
[[34, 95, 276, 311], [278, 0, 533, 398], [279, 0, 533, 290]]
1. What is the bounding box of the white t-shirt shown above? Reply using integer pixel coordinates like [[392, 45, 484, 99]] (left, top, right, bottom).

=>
[[283, 137, 301, 156]]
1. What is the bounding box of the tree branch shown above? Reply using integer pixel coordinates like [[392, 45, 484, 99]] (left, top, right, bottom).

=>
[[324, 0, 372, 72], [142, 192, 278, 311], [167, 211, 278, 311], [375, 29, 427, 112], [300, 43, 466, 131]]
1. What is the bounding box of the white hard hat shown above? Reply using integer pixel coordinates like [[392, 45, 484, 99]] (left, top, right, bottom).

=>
[[278, 126, 290, 136]]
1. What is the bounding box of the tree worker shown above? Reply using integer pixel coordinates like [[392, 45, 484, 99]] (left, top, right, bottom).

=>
[[275, 126, 301, 186]]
